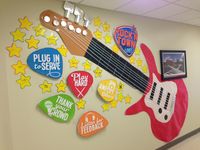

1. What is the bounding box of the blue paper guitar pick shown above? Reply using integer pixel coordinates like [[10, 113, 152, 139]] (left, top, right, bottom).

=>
[[114, 25, 138, 57], [27, 47, 63, 79]]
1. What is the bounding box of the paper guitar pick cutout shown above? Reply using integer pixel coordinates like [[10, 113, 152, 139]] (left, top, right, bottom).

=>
[[98, 79, 117, 102], [27, 47, 63, 79], [114, 25, 138, 57], [67, 71, 93, 99], [77, 111, 109, 137], [39, 94, 75, 122]]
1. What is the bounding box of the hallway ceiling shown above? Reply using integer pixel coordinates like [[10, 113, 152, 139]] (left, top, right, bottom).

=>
[[69, 0, 200, 27]]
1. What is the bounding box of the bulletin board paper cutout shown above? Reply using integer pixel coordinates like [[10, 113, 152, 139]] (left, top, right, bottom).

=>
[[6, 43, 22, 57], [98, 79, 117, 102], [27, 47, 63, 79], [76, 99, 86, 110], [25, 35, 40, 49], [12, 60, 27, 75], [125, 43, 188, 142], [39, 94, 75, 122], [67, 71, 93, 99], [77, 111, 108, 137], [56, 80, 66, 93], [114, 25, 138, 57], [39, 80, 52, 93], [19, 16, 33, 31], [11, 28, 26, 42], [16, 74, 31, 89]]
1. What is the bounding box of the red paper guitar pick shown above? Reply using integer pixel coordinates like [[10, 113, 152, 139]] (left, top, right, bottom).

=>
[[67, 71, 93, 99]]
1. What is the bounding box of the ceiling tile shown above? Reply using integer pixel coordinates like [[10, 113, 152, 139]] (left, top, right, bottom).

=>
[[80, 0, 132, 10], [144, 4, 188, 19], [166, 10, 200, 22], [175, 0, 200, 11], [116, 0, 168, 15]]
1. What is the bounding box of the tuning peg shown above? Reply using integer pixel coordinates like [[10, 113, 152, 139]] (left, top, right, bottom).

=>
[[83, 14, 90, 28], [74, 6, 83, 23], [64, 1, 74, 19]]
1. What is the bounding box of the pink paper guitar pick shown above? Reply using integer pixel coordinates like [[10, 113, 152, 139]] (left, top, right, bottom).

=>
[[67, 71, 93, 99]]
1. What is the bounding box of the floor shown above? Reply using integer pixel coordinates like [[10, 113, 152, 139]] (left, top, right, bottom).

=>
[[169, 133, 200, 150]]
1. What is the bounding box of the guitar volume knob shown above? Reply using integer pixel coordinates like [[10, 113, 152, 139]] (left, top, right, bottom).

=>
[[82, 30, 87, 36], [76, 28, 81, 34], [68, 24, 75, 31], [53, 20, 59, 26], [61, 20, 67, 27], [44, 16, 50, 23]]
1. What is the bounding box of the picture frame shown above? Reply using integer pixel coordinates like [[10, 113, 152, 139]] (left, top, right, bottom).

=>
[[160, 50, 187, 81]]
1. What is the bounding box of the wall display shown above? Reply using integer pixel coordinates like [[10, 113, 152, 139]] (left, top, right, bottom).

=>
[[39, 94, 75, 122], [27, 47, 63, 79], [98, 79, 117, 102], [114, 25, 138, 57], [39, 9, 188, 142], [77, 111, 109, 137], [160, 50, 187, 81], [67, 71, 93, 99]]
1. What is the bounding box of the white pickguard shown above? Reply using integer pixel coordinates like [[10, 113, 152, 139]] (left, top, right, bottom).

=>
[[144, 74, 177, 123]]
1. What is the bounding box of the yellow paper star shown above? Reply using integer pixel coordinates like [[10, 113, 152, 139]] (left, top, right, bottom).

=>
[[101, 103, 110, 111], [57, 44, 68, 57], [83, 60, 92, 70], [118, 82, 124, 92], [110, 100, 118, 108], [112, 44, 120, 54], [93, 67, 102, 78], [125, 95, 131, 104], [39, 80, 52, 93], [135, 47, 140, 55], [104, 34, 112, 44], [16, 74, 31, 89], [117, 92, 124, 102], [12, 60, 27, 75], [46, 33, 58, 45], [68, 56, 79, 68], [6, 43, 22, 57], [33, 24, 46, 37], [11, 28, 25, 42], [102, 22, 110, 32], [94, 29, 102, 39], [56, 80, 66, 93], [129, 55, 135, 64], [142, 65, 148, 74], [25, 35, 40, 49], [136, 58, 143, 67], [76, 99, 86, 110], [93, 16, 102, 27], [18, 16, 32, 30]]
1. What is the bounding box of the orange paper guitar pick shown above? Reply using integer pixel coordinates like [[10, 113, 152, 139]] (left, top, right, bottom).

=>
[[77, 111, 109, 137]]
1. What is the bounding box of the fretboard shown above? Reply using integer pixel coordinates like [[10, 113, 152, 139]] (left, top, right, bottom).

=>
[[85, 38, 149, 93]]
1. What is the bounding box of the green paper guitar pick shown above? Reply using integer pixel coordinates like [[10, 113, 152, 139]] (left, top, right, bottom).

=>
[[39, 94, 75, 122]]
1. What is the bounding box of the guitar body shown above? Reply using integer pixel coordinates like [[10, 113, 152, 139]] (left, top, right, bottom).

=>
[[125, 43, 188, 142]]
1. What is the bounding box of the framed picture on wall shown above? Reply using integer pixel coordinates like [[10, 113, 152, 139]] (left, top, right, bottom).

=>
[[160, 50, 187, 81]]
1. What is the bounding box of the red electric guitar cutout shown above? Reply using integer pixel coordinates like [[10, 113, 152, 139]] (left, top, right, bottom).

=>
[[39, 10, 188, 142]]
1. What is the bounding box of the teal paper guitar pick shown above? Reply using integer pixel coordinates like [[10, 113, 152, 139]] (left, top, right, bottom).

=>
[[39, 94, 75, 122]]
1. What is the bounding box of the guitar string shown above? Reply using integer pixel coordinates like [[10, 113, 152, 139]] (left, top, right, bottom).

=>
[[65, 29, 172, 105], [65, 29, 153, 91], [83, 36, 150, 90], [58, 28, 170, 103], [66, 29, 151, 91], [59, 29, 148, 93]]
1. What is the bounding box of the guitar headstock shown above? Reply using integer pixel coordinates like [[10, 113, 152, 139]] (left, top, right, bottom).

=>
[[40, 9, 93, 57]]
